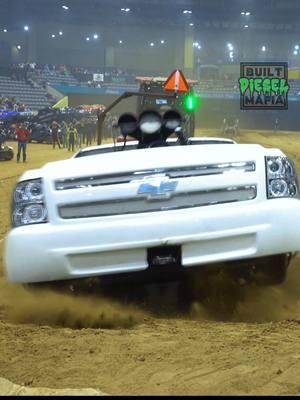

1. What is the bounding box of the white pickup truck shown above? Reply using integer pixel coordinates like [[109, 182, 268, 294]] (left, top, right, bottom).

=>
[[4, 111, 300, 287]]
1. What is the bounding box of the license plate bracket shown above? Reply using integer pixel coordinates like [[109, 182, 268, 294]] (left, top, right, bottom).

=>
[[147, 246, 181, 268]]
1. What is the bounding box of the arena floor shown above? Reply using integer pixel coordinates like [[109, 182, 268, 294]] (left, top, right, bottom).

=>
[[1, 129, 300, 395]]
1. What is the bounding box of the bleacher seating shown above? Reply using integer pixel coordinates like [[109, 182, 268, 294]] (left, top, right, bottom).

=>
[[0, 76, 52, 110], [29, 69, 79, 86], [1, 61, 300, 113], [289, 80, 300, 95]]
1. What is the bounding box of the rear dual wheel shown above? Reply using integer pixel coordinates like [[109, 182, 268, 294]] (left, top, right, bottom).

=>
[[251, 254, 290, 286]]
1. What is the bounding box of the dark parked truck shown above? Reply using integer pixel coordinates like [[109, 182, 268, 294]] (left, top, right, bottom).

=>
[[0, 130, 14, 161], [136, 76, 198, 138]]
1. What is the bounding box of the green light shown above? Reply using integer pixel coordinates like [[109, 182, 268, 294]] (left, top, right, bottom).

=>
[[183, 93, 199, 112]]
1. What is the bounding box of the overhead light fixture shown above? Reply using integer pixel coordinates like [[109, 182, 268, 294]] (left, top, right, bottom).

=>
[[261, 45, 266, 52], [150, 42, 154, 47], [121, 8, 130, 12], [3, 28, 7, 33], [193, 41, 199, 47], [229, 51, 234, 58], [183, 10, 192, 14], [62, 5, 69, 10], [189, 23, 194, 26], [93, 34, 98, 39], [227, 43, 233, 50], [119, 40, 123, 44], [86, 37, 90, 41], [246, 12, 251, 16], [295, 45, 299, 50], [24, 25, 29, 31], [51, 34, 56, 38], [244, 25, 249, 28], [197, 45, 202, 49], [59, 31, 63, 36], [293, 50, 298, 55], [17, 45, 21, 50]]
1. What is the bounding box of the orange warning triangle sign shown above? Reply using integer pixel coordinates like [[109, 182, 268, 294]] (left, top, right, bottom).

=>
[[164, 69, 190, 93]]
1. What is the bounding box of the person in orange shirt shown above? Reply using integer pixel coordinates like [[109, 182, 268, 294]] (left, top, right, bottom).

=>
[[15, 123, 31, 163]]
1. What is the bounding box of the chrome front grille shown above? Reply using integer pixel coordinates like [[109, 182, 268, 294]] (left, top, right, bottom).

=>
[[55, 161, 256, 191], [58, 185, 257, 219]]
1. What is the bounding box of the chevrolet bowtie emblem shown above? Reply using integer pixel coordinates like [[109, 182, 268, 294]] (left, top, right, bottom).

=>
[[137, 175, 178, 200]]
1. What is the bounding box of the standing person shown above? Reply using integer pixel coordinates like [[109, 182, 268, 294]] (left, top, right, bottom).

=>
[[86, 125, 94, 147], [61, 120, 68, 148], [16, 122, 31, 163], [111, 115, 119, 143], [81, 119, 87, 145], [273, 117, 279, 134], [51, 121, 61, 149], [76, 120, 84, 148], [67, 124, 78, 152]]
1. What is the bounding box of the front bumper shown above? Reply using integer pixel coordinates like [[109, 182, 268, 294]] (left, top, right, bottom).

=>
[[4, 199, 300, 283]]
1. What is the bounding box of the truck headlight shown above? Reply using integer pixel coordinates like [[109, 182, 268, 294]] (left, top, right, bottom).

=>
[[266, 156, 299, 199], [12, 179, 48, 227]]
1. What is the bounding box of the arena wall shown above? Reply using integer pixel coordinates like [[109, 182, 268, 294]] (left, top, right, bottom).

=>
[[195, 98, 300, 131], [67, 92, 300, 132]]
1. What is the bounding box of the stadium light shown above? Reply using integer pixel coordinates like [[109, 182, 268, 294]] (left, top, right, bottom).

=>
[[189, 23, 194, 26], [261, 45, 266, 52], [93, 34, 99, 39], [160, 40, 165, 44], [3, 28, 7, 33], [121, 8, 130, 12], [86, 37, 90, 41], [17, 45, 21, 50], [227, 43, 233, 50], [246, 12, 251, 16], [244, 25, 249, 28], [183, 10, 192, 14], [294, 50, 298, 55], [119, 40, 123, 44], [62, 5, 69, 10], [295, 45, 299, 50], [51, 34, 56, 38], [150, 42, 154, 47], [59, 31, 63, 36], [24, 25, 29, 31]]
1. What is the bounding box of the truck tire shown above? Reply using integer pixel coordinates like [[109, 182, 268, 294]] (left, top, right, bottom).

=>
[[184, 114, 195, 138], [6, 150, 14, 161], [252, 254, 290, 286]]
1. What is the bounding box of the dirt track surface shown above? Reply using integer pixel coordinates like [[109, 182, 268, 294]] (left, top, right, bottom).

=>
[[1, 131, 300, 395], [0, 377, 106, 396]]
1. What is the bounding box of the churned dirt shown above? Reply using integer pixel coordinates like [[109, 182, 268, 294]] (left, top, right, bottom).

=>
[[1, 132, 300, 395]]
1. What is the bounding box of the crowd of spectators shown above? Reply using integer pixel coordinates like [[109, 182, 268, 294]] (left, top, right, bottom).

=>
[[70, 66, 139, 85], [0, 94, 30, 112], [15, 63, 137, 86], [11, 63, 69, 76], [3, 62, 300, 99], [0, 112, 100, 158], [2, 63, 168, 87]]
